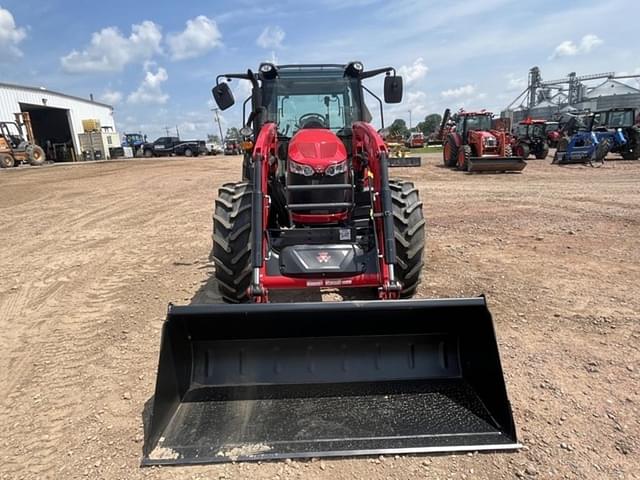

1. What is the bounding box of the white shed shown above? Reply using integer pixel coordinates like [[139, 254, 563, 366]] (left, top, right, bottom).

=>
[[0, 82, 117, 161]]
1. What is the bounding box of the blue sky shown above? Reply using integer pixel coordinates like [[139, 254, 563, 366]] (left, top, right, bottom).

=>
[[1, 0, 639, 140]]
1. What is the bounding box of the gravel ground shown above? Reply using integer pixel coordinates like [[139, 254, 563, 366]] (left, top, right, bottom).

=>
[[0, 153, 638, 479]]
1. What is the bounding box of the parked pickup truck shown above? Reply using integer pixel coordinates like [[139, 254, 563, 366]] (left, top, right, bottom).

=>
[[142, 137, 207, 157]]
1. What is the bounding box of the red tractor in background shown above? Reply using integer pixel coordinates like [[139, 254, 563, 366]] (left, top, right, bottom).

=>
[[511, 118, 550, 159], [442, 109, 526, 173]]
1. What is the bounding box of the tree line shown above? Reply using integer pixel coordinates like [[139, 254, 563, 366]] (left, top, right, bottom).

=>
[[388, 113, 442, 138]]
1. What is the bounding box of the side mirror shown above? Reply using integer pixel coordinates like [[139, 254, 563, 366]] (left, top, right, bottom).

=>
[[239, 126, 252, 137], [212, 83, 235, 110], [384, 75, 403, 104]]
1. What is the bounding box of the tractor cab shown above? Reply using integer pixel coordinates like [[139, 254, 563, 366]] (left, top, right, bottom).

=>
[[0, 122, 26, 149], [457, 112, 492, 136], [589, 108, 636, 131], [212, 62, 403, 225]]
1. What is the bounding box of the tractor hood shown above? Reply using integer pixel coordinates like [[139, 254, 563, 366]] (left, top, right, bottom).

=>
[[288, 129, 347, 171]]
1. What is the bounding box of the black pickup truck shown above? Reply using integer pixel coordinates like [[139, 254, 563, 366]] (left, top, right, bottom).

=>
[[142, 137, 207, 157]]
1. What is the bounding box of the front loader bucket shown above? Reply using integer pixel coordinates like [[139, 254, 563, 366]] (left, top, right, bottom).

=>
[[143, 298, 519, 466], [467, 156, 526, 172]]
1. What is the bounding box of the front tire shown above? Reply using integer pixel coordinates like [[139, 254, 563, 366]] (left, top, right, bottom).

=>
[[27, 145, 46, 166], [535, 143, 549, 159], [212, 182, 253, 303], [390, 180, 426, 298], [515, 143, 530, 159], [184, 148, 193, 157], [443, 135, 458, 167], [458, 145, 471, 171]]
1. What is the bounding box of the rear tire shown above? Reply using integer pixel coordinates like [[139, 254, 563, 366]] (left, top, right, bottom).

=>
[[390, 180, 425, 298], [0, 153, 15, 168], [212, 182, 253, 303], [143, 149, 153, 158], [184, 148, 193, 157]]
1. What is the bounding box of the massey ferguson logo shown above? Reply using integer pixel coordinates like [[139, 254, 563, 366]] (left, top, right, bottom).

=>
[[316, 252, 331, 263]]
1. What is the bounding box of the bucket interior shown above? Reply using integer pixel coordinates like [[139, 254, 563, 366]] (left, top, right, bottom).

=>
[[143, 299, 518, 465]]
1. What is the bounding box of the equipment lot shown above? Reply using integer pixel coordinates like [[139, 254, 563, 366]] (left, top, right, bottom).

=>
[[0, 154, 638, 479]]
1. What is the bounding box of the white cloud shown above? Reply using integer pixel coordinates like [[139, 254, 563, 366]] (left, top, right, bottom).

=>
[[100, 90, 123, 105], [0, 7, 27, 59], [398, 57, 428, 86], [441, 84, 476, 99], [127, 63, 169, 104], [61, 21, 162, 73], [167, 16, 222, 61], [406, 91, 428, 117], [506, 73, 526, 91], [256, 26, 285, 49], [551, 33, 603, 59]]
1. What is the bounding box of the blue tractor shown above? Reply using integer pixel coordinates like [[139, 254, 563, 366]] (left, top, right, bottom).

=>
[[553, 113, 628, 167], [122, 133, 147, 156]]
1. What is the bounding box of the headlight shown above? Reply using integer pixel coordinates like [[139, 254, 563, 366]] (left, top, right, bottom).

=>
[[325, 161, 348, 176], [289, 160, 314, 176]]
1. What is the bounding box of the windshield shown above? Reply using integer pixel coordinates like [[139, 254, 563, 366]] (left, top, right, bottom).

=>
[[465, 115, 492, 131], [262, 73, 362, 136], [608, 110, 634, 127], [532, 124, 545, 137]]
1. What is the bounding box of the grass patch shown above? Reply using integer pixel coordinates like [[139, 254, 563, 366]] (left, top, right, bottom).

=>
[[410, 145, 443, 154]]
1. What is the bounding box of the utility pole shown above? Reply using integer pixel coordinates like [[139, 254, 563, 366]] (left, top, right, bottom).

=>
[[211, 108, 224, 141], [164, 126, 170, 137], [408, 110, 412, 130], [175, 125, 180, 139]]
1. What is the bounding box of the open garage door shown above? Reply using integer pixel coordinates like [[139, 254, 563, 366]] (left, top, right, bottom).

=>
[[20, 103, 75, 162]]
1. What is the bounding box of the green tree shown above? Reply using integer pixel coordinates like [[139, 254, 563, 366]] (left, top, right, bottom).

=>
[[225, 127, 240, 140], [207, 134, 221, 143], [389, 119, 409, 138], [417, 113, 442, 136]]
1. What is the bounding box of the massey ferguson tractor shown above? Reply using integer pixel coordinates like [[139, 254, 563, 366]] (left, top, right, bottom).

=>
[[442, 110, 526, 173], [144, 62, 519, 465]]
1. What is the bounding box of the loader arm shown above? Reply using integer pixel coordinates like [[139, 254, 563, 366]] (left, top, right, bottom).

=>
[[352, 121, 400, 297]]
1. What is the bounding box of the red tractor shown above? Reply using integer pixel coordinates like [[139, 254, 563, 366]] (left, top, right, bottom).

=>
[[442, 110, 526, 172], [143, 62, 519, 466], [511, 118, 550, 159]]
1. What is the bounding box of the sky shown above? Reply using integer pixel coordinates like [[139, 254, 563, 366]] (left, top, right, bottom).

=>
[[1, 0, 639, 140]]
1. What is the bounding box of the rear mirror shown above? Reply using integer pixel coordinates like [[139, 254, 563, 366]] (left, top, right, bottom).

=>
[[212, 83, 235, 110], [384, 75, 403, 104]]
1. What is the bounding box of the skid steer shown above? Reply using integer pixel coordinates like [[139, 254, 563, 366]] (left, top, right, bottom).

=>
[[442, 110, 526, 173], [144, 62, 519, 465]]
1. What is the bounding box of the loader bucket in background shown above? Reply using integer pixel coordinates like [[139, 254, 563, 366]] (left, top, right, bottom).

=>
[[143, 298, 519, 466], [467, 156, 526, 172], [388, 156, 422, 167]]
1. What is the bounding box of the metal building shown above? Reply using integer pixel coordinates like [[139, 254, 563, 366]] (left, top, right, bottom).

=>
[[0, 82, 117, 162]]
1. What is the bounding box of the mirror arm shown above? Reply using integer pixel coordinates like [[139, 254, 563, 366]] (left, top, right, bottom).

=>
[[362, 85, 384, 129], [360, 67, 396, 80]]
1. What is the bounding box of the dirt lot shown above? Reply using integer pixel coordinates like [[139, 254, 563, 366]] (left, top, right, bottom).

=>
[[0, 153, 638, 480]]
